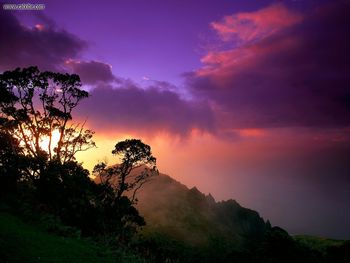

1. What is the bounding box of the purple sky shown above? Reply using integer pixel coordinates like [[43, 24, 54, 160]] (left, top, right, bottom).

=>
[[1, 0, 350, 239]]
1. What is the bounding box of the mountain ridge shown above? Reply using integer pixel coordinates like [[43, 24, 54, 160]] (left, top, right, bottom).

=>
[[134, 172, 270, 247]]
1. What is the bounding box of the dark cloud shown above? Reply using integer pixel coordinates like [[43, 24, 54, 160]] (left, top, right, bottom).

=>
[[0, 10, 215, 136], [0, 11, 85, 71], [65, 60, 118, 85], [78, 83, 215, 135], [188, 1, 350, 129]]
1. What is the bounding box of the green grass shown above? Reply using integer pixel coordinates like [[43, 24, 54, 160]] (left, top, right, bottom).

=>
[[0, 212, 146, 263], [294, 235, 345, 255]]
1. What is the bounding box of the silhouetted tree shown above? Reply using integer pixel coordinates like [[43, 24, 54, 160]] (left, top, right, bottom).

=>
[[0, 67, 95, 181], [91, 139, 157, 244], [36, 160, 98, 232], [0, 131, 23, 195], [94, 139, 158, 204]]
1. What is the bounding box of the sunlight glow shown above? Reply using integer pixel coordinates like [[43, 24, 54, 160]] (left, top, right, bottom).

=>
[[40, 129, 61, 153]]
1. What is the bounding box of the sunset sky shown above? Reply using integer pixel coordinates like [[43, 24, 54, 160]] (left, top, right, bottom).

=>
[[1, 0, 349, 239]]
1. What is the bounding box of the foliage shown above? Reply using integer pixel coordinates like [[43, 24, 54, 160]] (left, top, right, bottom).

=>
[[0, 67, 148, 249], [94, 139, 158, 204], [133, 231, 195, 263], [39, 213, 81, 238], [92, 139, 158, 244], [35, 160, 97, 233], [0, 131, 24, 195], [0, 66, 95, 176], [15, 159, 145, 243]]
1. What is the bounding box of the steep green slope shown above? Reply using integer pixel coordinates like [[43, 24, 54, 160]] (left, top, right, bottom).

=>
[[0, 212, 145, 263]]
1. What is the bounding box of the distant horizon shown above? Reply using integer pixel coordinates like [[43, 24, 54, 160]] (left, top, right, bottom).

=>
[[1, 0, 349, 240]]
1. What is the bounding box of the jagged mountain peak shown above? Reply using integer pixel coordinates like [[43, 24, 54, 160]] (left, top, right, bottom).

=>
[[135, 172, 270, 246]]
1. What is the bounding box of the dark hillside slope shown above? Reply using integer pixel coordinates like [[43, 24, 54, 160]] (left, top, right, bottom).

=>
[[135, 173, 269, 248], [0, 212, 147, 263], [0, 212, 114, 263]]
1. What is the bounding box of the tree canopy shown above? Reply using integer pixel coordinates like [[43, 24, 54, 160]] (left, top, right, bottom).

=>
[[0, 66, 95, 161], [94, 139, 158, 204], [0, 67, 157, 245], [0, 66, 95, 181]]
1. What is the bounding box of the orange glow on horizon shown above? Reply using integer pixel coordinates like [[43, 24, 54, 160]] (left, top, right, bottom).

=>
[[238, 128, 266, 138]]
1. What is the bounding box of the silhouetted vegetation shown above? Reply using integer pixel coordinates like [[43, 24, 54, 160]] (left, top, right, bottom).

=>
[[93, 139, 158, 204], [0, 67, 153, 247], [0, 67, 348, 262]]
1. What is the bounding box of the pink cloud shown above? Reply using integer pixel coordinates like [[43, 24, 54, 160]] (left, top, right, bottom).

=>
[[211, 3, 303, 43], [189, 1, 350, 130], [198, 34, 301, 79], [200, 4, 303, 78]]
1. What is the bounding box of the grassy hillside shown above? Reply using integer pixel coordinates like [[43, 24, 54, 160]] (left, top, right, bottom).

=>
[[294, 235, 346, 250], [294, 235, 350, 259], [0, 212, 145, 263]]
